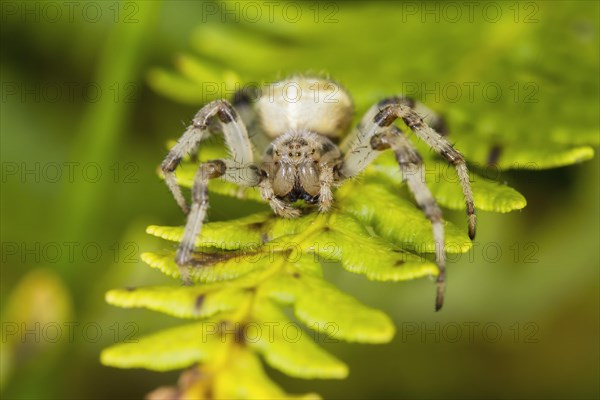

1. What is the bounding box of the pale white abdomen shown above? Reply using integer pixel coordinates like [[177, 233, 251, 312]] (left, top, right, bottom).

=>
[[256, 76, 353, 140]]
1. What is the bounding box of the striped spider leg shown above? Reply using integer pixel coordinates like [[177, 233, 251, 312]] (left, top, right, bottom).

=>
[[160, 100, 260, 282], [339, 97, 476, 310]]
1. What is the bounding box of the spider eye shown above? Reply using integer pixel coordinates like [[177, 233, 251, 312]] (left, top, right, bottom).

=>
[[288, 152, 293, 157]]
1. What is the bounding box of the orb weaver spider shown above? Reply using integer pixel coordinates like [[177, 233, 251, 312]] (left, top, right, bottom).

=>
[[161, 76, 475, 310]]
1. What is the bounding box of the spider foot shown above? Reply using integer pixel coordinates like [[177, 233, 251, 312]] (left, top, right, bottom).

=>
[[277, 206, 302, 219], [318, 200, 332, 213], [181, 204, 190, 215], [176, 263, 193, 286], [318, 190, 333, 213], [468, 214, 476, 240], [435, 271, 446, 311]]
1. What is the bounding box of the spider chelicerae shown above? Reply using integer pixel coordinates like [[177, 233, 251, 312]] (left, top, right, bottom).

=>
[[161, 76, 476, 311]]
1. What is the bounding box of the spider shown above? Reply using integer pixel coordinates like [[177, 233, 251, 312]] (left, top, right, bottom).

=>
[[161, 76, 475, 311]]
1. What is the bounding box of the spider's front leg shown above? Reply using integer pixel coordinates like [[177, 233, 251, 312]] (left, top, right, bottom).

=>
[[175, 160, 225, 270], [316, 138, 342, 213], [258, 177, 301, 218], [372, 100, 476, 239], [340, 98, 475, 310], [161, 100, 254, 214], [317, 163, 335, 213], [370, 127, 447, 311], [176, 160, 260, 282], [161, 99, 257, 282]]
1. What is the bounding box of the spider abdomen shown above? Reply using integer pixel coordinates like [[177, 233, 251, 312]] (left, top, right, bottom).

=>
[[256, 76, 353, 140]]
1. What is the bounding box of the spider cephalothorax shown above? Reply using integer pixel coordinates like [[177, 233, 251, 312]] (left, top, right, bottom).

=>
[[161, 76, 476, 310], [265, 131, 335, 203], [261, 130, 341, 215]]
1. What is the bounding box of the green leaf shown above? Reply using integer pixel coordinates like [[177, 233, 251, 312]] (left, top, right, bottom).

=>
[[250, 299, 348, 379], [309, 214, 439, 281], [433, 172, 527, 213], [147, 212, 270, 250], [452, 135, 595, 170], [552, 127, 599, 147], [262, 273, 395, 344], [213, 347, 321, 400], [369, 152, 527, 213], [175, 54, 240, 91], [146, 212, 439, 283], [336, 177, 473, 252], [147, 68, 204, 105], [100, 322, 225, 371], [140, 250, 271, 283], [105, 285, 251, 319]]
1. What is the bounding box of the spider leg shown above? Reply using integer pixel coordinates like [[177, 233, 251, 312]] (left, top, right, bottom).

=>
[[341, 98, 474, 310], [161, 99, 254, 214], [318, 163, 335, 212], [258, 177, 301, 218], [374, 96, 449, 136], [317, 136, 342, 213], [343, 99, 476, 239], [371, 126, 447, 311], [176, 159, 261, 282], [163, 100, 257, 281]]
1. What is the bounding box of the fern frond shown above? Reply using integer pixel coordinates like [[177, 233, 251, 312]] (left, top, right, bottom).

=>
[[104, 2, 597, 397]]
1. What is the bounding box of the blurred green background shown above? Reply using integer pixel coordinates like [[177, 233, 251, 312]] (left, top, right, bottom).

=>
[[1, 1, 598, 399]]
